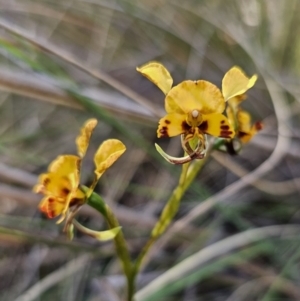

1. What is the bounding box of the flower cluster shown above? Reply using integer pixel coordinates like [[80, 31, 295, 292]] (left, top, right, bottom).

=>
[[137, 62, 261, 162], [33, 119, 126, 236]]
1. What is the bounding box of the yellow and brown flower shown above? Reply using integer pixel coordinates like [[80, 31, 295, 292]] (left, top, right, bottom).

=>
[[137, 62, 235, 143], [34, 155, 85, 221], [137, 62, 260, 162], [33, 119, 126, 223]]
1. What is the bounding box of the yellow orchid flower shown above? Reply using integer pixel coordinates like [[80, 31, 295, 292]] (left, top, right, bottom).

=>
[[137, 62, 235, 144], [137, 62, 261, 162], [224, 67, 263, 144], [227, 101, 263, 144], [34, 155, 84, 221], [33, 119, 126, 223], [236, 109, 263, 143]]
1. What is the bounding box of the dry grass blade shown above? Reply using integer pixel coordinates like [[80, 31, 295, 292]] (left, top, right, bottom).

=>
[[14, 254, 91, 301], [212, 152, 300, 195], [0, 18, 163, 118], [135, 225, 300, 300]]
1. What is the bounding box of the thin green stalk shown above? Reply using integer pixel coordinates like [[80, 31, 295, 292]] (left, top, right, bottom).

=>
[[133, 154, 208, 277], [86, 189, 134, 300], [183, 154, 209, 191]]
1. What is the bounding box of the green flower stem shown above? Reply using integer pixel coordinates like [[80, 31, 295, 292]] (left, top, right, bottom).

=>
[[151, 162, 190, 237], [133, 154, 208, 277], [84, 188, 134, 301], [182, 155, 208, 191]]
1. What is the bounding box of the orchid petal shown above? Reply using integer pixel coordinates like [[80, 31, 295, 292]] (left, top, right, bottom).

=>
[[76, 118, 98, 158], [166, 80, 225, 115], [94, 139, 126, 180], [222, 66, 257, 101], [136, 61, 173, 95]]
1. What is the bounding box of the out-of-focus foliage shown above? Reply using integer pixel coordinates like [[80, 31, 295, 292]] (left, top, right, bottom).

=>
[[0, 1, 300, 300]]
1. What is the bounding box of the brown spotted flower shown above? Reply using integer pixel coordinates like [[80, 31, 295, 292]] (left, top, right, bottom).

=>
[[33, 119, 126, 225], [136, 62, 248, 163], [137, 62, 235, 143]]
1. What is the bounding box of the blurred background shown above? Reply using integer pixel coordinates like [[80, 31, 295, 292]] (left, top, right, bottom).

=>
[[0, 0, 300, 300]]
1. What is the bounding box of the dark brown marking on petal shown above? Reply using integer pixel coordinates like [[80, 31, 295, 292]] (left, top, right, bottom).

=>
[[220, 130, 233, 138], [181, 121, 191, 132], [255, 121, 263, 131], [49, 207, 57, 218], [221, 120, 225, 124], [62, 187, 70, 196], [48, 210, 55, 218], [48, 197, 55, 203], [221, 125, 230, 130], [47, 197, 56, 218], [220, 130, 233, 135], [198, 121, 208, 132], [165, 119, 171, 124], [43, 177, 50, 186], [238, 131, 248, 138], [159, 126, 169, 137]]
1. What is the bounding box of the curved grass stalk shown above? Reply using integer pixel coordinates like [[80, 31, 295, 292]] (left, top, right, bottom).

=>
[[135, 225, 300, 301]]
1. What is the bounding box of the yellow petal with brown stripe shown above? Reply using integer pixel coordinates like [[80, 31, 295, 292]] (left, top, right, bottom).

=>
[[157, 113, 188, 138], [34, 155, 80, 197], [200, 113, 235, 139], [39, 196, 66, 219], [237, 109, 252, 132], [237, 110, 263, 143]]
